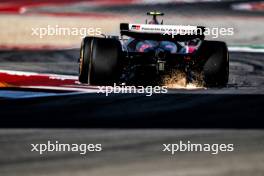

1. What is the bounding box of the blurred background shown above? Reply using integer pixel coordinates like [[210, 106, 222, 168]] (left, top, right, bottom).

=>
[[0, 0, 263, 48]]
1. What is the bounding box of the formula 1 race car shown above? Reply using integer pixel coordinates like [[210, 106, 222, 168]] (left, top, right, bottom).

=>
[[78, 12, 229, 87]]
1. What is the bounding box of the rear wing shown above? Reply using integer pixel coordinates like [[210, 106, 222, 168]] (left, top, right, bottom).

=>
[[120, 23, 205, 41]]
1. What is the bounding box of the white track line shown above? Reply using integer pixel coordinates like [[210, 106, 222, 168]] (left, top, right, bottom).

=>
[[21, 86, 99, 92], [228, 46, 264, 53], [0, 69, 77, 80]]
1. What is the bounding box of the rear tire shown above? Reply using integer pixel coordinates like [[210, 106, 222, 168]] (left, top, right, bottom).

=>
[[199, 41, 229, 87], [79, 37, 92, 83], [79, 37, 122, 85]]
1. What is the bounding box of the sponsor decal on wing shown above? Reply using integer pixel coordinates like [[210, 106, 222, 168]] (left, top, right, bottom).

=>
[[131, 25, 141, 30], [129, 24, 198, 35]]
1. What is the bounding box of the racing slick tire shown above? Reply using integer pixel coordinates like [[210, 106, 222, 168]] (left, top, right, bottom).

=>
[[200, 41, 229, 87], [79, 37, 122, 85], [79, 37, 92, 83]]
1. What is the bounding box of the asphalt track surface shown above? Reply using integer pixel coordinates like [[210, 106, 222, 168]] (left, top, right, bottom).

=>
[[0, 129, 264, 176], [0, 49, 263, 128]]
